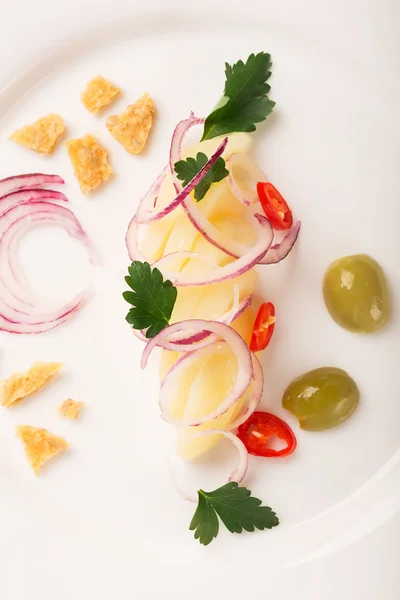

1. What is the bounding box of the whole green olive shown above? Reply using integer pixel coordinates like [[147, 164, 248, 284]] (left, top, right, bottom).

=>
[[323, 254, 390, 333], [282, 367, 359, 431]]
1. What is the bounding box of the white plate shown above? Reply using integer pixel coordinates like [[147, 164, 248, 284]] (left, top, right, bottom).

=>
[[0, 1, 399, 598]]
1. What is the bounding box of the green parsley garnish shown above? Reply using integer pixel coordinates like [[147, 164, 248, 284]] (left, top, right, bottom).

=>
[[201, 52, 275, 141], [189, 482, 279, 546], [174, 152, 229, 201], [123, 261, 177, 339]]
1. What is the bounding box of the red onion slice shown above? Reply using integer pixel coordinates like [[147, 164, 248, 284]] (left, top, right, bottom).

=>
[[125, 216, 147, 262], [258, 220, 301, 264], [0, 313, 71, 335], [131, 286, 252, 350], [169, 112, 205, 187], [0, 213, 91, 320], [0, 189, 68, 217], [143, 321, 253, 426], [0, 173, 64, 198], [132, 166, 168, 223], [0, 199, 96, 333], [135, 137, 228, 225], [144, 285, 251, 352], [225, 354, 264, 430], [226, 153, 266, 206], [156, 294, 252, 353], [168, 429, 248, 502], [152, 250, 217, 273], [182, 189, 301, 266], [152, 214, 274, 287]]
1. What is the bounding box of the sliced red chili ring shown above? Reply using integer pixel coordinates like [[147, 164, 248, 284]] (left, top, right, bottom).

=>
[[257, 181, 293, 231], [237, 411, 297, 458], [249, 302, 275, 353]]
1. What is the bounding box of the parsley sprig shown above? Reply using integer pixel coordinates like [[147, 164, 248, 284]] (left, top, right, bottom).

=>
[[174, 152, 229, 201], [123, 261, 177, 338], [201, 52, 275, 141], [190, 482, 279, 546]]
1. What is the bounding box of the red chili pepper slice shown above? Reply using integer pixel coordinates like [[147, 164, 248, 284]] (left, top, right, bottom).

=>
[[257, 181, 293, 231], [237, 411, 297, 458], [250, 302, 275, 353]]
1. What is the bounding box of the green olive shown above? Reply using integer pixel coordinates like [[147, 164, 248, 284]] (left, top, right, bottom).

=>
[[323, 254, 390, 333], [282, 367, 359, 431]]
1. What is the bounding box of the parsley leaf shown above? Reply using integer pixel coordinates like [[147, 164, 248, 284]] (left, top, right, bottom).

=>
[[189, 482, 279, 546], [201, 52, 275, 141], [174, 152, 229, 201], [123, 261, 177, 339]]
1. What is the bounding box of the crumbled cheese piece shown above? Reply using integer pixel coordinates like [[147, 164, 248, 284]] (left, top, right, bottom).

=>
[[9, 113, 65, 154], [16, 425, 69, 475], [106, 93, 155, 154], [65, 134, 113, 193], [81, 75, 121, 113], [0, 361, 62, 407], [59, 398, 85, 419]]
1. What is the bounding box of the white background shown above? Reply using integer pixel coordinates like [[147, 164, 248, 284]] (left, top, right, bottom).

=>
[[0, 0, 399, 598]]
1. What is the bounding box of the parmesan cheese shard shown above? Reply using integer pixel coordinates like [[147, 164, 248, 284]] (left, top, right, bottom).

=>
[[9, 113, 65, 154], [59, 398, 85, 419], [81, 75, 121, 113], [65, 134, 113, 194], [16, 425, 69, 475], [106, 93, 155, 154], [0, 361, 62, 407]]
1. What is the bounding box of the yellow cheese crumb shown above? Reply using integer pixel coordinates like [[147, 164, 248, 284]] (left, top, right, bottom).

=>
[[59, 398, 85, 419], [81, 75, 121, 113], [65, 134, 113, 194], [0, 361, 62, 407], [9, 113, 65, 154], [16, 425, 69, 475], [106, 93, 155, 154]]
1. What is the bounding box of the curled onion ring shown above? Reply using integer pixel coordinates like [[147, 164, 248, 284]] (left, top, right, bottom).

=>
[[142, 320, 253, 426], [168, 429, 249, 502]]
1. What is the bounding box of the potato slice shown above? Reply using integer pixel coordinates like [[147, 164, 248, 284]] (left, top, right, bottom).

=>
[[176, 309, 255, 459]]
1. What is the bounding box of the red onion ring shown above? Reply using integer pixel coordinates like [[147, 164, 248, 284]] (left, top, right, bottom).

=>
[[161, 296, 252, 352], [135, 137, 227, 225], [168, 429, 248, 502], [181, 188, 301, 266], [0, 212, 91, 319], [143, 321, 253, 426], [225, 354, 264, 430], [0, 189, 68, 216], [226, 153, 266, 206], [148, 292, 252, 353], [169, 112, 205, 189], [152, 214, 274, 287], [131, 284, 252, 350], [259, 220, 301, 264], [0, 199, 96, 333], [125, 217, 147, 262], [0, 173, 64, 198], [132, 166, 168, 223]]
